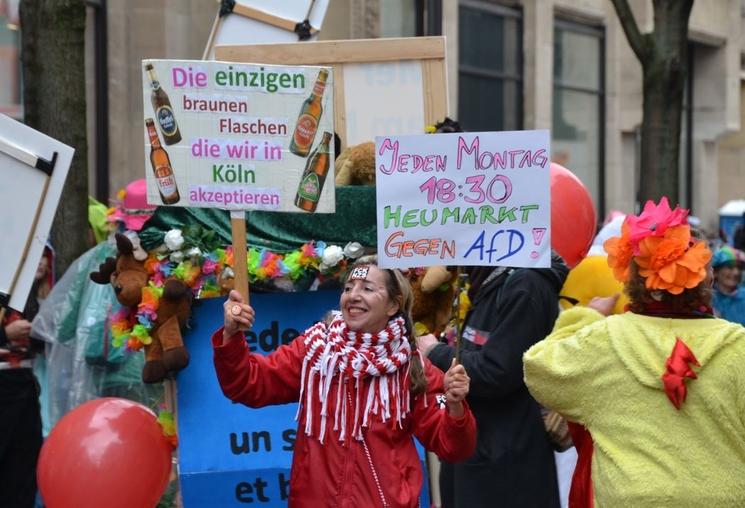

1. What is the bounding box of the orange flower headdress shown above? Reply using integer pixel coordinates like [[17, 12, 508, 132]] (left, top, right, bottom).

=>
[[604, 198, 712, 295]]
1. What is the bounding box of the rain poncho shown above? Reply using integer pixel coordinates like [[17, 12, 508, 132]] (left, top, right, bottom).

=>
[[32, 239, 161, 427]]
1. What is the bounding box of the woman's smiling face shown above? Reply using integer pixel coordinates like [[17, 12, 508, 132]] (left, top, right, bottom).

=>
[[340, 265, 399, 334]]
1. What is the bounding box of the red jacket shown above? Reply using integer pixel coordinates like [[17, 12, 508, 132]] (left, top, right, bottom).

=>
[[213, 328, 477, 508]]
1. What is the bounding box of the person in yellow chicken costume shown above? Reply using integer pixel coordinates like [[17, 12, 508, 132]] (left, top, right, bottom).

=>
[[560, 255, 628, 314], [524, 198, 745, 508]]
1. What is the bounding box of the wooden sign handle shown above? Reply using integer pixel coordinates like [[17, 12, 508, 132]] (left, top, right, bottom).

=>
[[452, 272, 468, 365], [230, 211, 250, 304]]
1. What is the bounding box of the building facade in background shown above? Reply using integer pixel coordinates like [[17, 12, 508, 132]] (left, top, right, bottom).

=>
[[2, 0, 743, 232], [0, 0, 21, 119]]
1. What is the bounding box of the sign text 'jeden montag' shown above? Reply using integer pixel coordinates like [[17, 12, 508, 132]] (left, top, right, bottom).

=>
[[375, 130, 551, 269]]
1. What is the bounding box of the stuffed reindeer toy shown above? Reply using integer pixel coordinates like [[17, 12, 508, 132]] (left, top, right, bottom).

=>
[[90, 233, 191, 384]]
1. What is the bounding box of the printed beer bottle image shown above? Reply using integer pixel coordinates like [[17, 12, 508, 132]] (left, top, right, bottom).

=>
[[289, 69, 328, 157], [294, 131, 332, 212], [145, 118, 181, 205], [145, 63, 182, 145]]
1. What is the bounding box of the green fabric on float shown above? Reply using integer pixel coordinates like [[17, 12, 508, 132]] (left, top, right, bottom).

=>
[[138, 186, 376, 252]]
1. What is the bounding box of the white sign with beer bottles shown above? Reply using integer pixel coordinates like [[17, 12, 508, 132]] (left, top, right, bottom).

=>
[[141, 59, 335, 213]]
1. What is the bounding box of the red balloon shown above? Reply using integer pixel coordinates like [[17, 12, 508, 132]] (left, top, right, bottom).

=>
[[38, 398, 172, 508], [550, 163, 597, 268]]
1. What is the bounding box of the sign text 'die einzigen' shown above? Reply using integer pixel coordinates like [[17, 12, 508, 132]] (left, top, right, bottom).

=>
[[141, 60, 335, 213]]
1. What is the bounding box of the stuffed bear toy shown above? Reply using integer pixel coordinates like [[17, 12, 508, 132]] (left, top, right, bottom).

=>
[[90, 233, 191, 384], [334, 119, 461, 186], [409, 265, 459, 338], [334, 141, 375, 186]]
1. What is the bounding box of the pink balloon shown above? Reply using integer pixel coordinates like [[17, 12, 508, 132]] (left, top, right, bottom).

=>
[[550, 163, 597, 268], [38, 398, 172, 508]]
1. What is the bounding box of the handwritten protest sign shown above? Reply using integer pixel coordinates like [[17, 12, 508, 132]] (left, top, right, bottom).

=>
[[141, 59, 335, 213], [376, 130, 550, 269]]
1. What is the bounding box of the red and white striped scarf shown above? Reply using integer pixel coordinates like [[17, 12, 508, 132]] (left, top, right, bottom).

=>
[[297, 312, 414, 443]]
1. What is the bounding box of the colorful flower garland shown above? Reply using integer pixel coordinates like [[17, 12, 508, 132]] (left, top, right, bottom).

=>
[[110, 230, 365, 351], [157, 408, 178, 448]]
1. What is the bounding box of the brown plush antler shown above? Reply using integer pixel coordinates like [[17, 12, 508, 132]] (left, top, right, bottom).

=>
[[115, 233, 134, 255], [89, 257, 117, 284]]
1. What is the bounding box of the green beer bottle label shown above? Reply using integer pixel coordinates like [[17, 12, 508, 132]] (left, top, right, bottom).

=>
[[297, 173, 320, 202]]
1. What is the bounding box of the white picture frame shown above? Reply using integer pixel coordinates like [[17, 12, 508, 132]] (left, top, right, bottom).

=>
[[0, 114, 74, 311]]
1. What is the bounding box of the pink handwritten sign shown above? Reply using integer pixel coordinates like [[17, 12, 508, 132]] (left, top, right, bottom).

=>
[[375, 130, 551, 269]]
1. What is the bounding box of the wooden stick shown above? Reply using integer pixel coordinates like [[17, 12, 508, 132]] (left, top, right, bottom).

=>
[[5, 174, 52, 313], [163, 375, 180, 499], [231, 3, 319, 34], [452, 270, 462, 365], [164, 376, 176, 413], [202, 11, 222, 60], [216, 36, 445, 65], [230, 210, 249, 304]]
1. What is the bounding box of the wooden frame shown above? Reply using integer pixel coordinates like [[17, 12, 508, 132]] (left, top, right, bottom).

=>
[[215, 37, 449, 149], [203, 0, 326, 60]]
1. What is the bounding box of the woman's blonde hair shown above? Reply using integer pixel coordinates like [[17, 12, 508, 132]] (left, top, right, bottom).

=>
[[346, 255, 428, 396]]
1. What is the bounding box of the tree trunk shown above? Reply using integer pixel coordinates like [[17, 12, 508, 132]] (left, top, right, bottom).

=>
[[639, 54, 686, 204], [611, 0, 693, 206], [638, 0, 691, 204], [20, 0, 88, 277]]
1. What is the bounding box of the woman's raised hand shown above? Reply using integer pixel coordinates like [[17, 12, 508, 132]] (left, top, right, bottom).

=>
[[443, 358, 470, 417], [223, 290, 256, 343]]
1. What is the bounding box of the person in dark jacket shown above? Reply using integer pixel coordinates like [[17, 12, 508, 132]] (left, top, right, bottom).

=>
[[418, 253, 569, 508], [0, 247, 53, 508]]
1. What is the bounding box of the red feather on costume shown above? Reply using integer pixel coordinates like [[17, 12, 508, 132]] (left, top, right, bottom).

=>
[[662, 338, 699, 410]]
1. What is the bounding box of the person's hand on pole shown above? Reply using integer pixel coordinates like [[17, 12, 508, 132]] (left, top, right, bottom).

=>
[[5, 319, 31, 342], [222, 290, 255, 345], [443, 358, 470, 418]]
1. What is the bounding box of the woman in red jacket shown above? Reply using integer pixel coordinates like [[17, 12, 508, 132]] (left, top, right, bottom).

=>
[[213, 257, 476, 507]]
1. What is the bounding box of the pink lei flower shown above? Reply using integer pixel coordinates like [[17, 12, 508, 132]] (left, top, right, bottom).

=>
[[202, 258, 217, 275], [625, 197, 688, 251]]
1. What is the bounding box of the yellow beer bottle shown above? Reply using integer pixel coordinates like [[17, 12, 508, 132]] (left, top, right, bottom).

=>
[[145, 118, 181, 205]]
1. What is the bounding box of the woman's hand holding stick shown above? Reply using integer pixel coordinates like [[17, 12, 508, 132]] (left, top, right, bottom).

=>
[[222, 290, 256, 344]]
